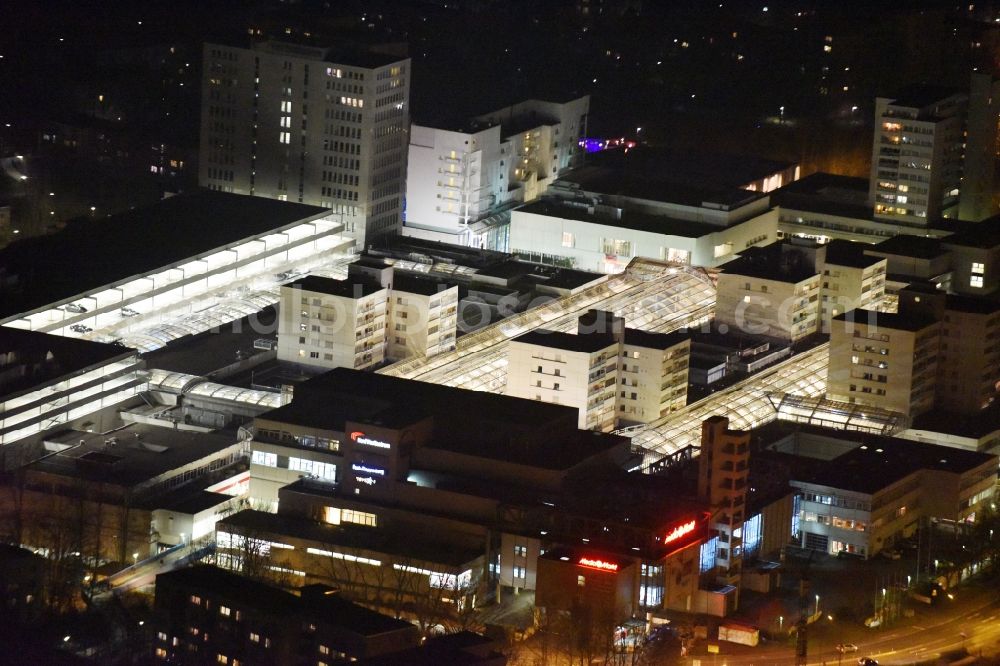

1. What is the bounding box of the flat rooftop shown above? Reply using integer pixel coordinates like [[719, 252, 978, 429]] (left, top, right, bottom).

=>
[[945, 293, 1000, 315], [558, 164, 764, 210], [0, 328, 135, 400], [30, 423, 240, 488], [518, 199, 720, 238], [247, 39, 408, 69], [289, 275, 384, 299], [771, 172, 875, 221], [833, 308, 937, 332], [755, 421, 997, 495], [941, 216, 1000, 249], [157, 564, 414, 636], [910, 403, 1000, 440], [511, 330, 617, 354], [392, 273, 452, 297], [0, 191, 329, 320], [142, 306, 277, 377], [221, 509, 483, 568], [586, 146, 796, 191], [718, 244, 818, 283], [623, 328, 691, 351], [885, 83, 963, 110], [824, 239, 885, 269], [867, 234, 948, 260], [258, 368, 628, 471]]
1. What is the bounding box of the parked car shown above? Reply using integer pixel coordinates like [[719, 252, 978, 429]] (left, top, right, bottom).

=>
[[70, 324, 92, 334], [63, 303, 88, 313], [121, 307, 139, 317], [880, 549, 901, 560], [837, 644, 859, 653], [858, 658, 878, 666]]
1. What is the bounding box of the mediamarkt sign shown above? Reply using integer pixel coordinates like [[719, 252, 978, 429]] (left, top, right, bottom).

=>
[[663, 519, 697, 544], [350, 431, 391, 449], [578, 557, 619, 572]]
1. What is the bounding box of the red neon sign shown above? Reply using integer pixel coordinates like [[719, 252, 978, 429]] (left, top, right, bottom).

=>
[[664, 519, 697, 544], [350, 431, 363, 441], [578, 557, 619, 572]]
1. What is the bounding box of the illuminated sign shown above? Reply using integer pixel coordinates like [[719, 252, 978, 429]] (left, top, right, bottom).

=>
[[664, 519, 697, 544], [578, 557, 619, 572], [355, 476, 377, 486], [351, 463, 385, 476], [350, 431, 390, 449]]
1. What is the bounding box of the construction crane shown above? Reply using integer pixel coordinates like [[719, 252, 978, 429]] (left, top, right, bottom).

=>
[[796, 550, 815, 666]]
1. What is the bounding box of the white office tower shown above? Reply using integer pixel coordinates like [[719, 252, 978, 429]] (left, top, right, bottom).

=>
[[404, 96, 589, 246], [200, 40, 410, 249]]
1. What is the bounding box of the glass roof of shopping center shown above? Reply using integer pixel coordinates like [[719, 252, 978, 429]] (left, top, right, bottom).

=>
[[146, 368, 285, 409], [379, 259, 716, 393]]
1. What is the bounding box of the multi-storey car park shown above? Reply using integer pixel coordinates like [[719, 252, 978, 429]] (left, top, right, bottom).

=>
[[0, 191, 355, 352]]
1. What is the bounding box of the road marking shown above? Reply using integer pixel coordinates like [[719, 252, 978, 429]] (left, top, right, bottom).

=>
[[911, 626, 926, 630]]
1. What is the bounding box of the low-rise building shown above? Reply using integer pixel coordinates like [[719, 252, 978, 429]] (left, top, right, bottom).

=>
[[0, 328, 145, 468], [1, 423, 245, 565], [229, 372, 757, 623], [510, 195, 777, 273], [152, 565, 420, 664], [755, 422, 997, 558]]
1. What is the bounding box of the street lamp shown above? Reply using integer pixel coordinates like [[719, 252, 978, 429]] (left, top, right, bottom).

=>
[[815, 594, 820, 615], [779, 105, 785, 123], [132, 551, 139, 565], [779, 615, 784, 631]]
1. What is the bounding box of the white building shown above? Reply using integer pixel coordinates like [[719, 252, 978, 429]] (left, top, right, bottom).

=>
[[404, 123, 505, 244], [510, 197, 777, 273], [200, 40, 410, 248], [505, 311, 690, 431], [277, 275, 388, 371], [403, 97, 589, 245], [761, 424, 997, 559]]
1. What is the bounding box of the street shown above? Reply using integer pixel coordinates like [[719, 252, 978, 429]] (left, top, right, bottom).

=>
[[692, 586, 1000, 666]]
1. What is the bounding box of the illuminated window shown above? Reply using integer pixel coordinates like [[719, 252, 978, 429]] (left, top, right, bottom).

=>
[[219, 606, 230, 617], [972, 262, 985, 275], [251, 451, 277, 468], [971, 275, 984, 288], [342, 509, 377, 526], [280, 116, 290, 128], [513, 565, 526, 579], [190, 595, 201, 605], [562, 232, 575, 248], [577, 575, 585, 587], [217, 654, 228, 664], [249, 633, 260, 643], [281, 101, 292, 113], [279, 132, 290, 144]]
